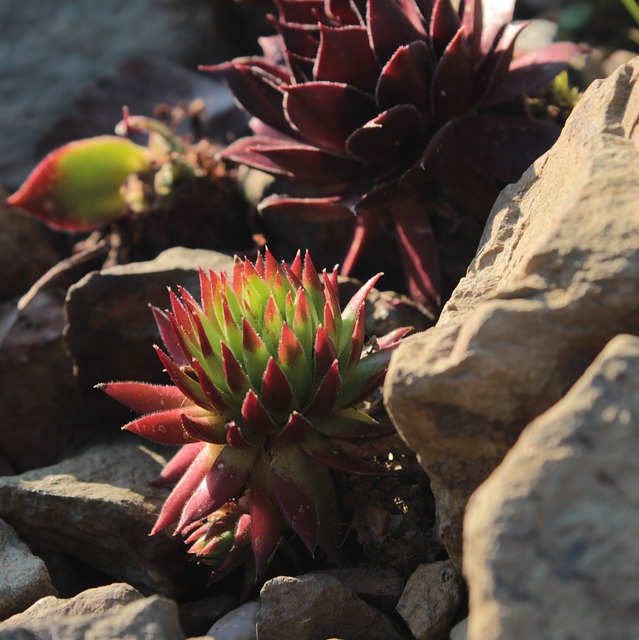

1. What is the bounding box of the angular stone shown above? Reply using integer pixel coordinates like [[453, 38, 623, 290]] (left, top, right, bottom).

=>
[[65, 247, 236, 389], [0, 519, 55, 620], [256, 573, 407, 640], [320, 566, 407, 611], [396, 561, 462, 640], [464, 334, 639, 640], [207, 600, 259, 640], [1, 583, 142, 628], [0, 595, 183, 640], [385, 57, 639, 564], [0, 442, 193, 597]]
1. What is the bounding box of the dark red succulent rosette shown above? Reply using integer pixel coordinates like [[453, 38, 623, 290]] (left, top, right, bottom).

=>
[[204, 0, 585, 312]]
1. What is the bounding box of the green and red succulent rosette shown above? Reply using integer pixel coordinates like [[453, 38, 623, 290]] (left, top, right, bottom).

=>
[[101, 249, 410, 579]]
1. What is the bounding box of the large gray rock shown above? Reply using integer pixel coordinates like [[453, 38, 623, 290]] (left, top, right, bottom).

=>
[[464, 334, 639, 640], [396, 561, 462, 640], [0, 519, 55, 620], [1, 583, 142, 628], [65, 247, 236, 389], [0, 594, 183, 640], [385, 57, 639, 564], [0, 441, 192, 597], [207, 601, 259, 640], [256, 573, 408, 640]]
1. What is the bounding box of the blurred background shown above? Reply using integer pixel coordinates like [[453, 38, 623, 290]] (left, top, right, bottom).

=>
[[0, 0, 637, 190]]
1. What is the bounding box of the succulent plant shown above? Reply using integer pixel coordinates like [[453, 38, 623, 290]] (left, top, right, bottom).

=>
[[205, 0, 585, 311], [100, 249, 410, 579], [6, 135, 154, 231], [6, 113, 195, 232]]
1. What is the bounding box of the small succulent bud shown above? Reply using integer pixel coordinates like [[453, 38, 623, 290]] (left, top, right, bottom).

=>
[[7, 136, 152, 231], [101, 249, 410, 579]]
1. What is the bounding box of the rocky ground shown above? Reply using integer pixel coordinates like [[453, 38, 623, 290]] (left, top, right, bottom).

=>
[[1, 1, 639, 639]]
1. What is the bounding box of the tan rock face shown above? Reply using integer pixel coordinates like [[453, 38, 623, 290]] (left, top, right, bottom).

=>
[[464, 334, 639, 640], [384, 57, 639, 564]]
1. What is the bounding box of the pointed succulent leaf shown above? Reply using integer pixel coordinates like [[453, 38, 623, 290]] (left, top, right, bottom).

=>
[[394, 203, 441, 312], [180, 412, 228, 445], [431, 27, 473, 121], [314, 325, 338, 381], [483, 42, 587, 107], [323, 302, 338, 343], [241, 389, 277, 437], [261, 357, 296, 416], [255, 141, 364, 186], [154, 346, 214, 411], [6, 136, 152, 231], [461, 0, 483, 58], [320, 271, 341, 329], [376, 41, 433, 113], [270, 441, 320, 553], [241, 318, 271, 389], [151, 444, 221, 533], [121, 408, 200, 445], [97, 381, 188, 414], [429, 0, 461, 52], [302, 251, 324, 312], [204, 61, 295, 137], [250, 484, 285, 579], [221, 342, 252, 398], [278, 411, 313, 444], [305, 458, 341, 563], [151, 442, 206, 486], [305, 359, 341, 417], [190, 359, 231, 413], [291, 289, 314, 358], [479, 0, 516, 54], [475, 21, 528, 104], [346, 104, 424, 164], [375, 325, 414, 349], [262, 296, 284, 357], [258, 194, 354, 222], [264, 248, 283, 288], [314, 25, 380, 92], [283, 82, 377, 154], [346, 308, 367, 370], [177, 445, 257, 532], [339, 273, 382, 356], [327, 0, 364, 24], [226, 421, 256, 448], [151, 307, 191, 367], [168, 288, 196, 339], [367, 0, 427, 64], [302, 432, 390, 475], [278, 323, 312, 401], [314, 408, 396, 441], [337, 347, 395, 408], [216, 513, 253, 573], [274, 18, 321, 61]]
